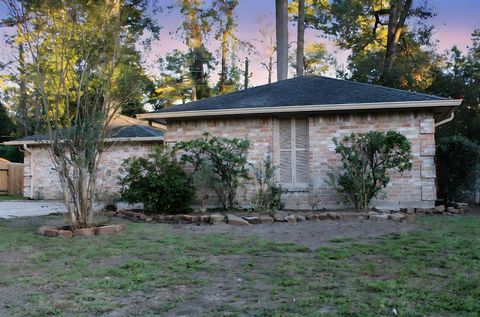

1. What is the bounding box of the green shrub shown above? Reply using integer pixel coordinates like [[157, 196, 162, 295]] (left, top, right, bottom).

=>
[[436, 136, 480, 202], [175, 133, 250, 210], [327, 130, 413, 210], [119, 146, 195, 214], [250, 155, 284, 213]]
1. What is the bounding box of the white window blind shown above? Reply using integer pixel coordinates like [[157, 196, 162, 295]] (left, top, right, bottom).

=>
[[279, 118, 309, 188]]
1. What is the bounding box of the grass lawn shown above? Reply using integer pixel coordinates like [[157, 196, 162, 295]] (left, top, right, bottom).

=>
[[0, 214, 479, 316]]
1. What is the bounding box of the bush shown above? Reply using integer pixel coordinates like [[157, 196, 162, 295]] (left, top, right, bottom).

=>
[[175, 133, 250, 210], [327, 130, 413, 210], [436, 136, 480, 202], [250, 155, 284, 213], [119, 146, 195, 214]]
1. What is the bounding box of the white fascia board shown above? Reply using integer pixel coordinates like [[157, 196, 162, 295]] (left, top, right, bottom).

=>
[[138, 99, 463, 120], [3, 136, 164, 146]]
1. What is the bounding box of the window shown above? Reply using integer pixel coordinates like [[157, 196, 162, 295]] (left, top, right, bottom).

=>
[[279, 118, 309, 188]]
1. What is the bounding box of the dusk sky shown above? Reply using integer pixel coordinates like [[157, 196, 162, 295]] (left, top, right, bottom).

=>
[[1, 0, 479, 87]]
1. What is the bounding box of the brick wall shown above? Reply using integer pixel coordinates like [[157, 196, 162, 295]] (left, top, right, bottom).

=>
[[166, 110, 437, 210], [23, 142, 160, 201]]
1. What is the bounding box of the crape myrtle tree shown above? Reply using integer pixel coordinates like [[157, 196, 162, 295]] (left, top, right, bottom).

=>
[[328, 130, 413, 211], [2, 0, 138, 228]]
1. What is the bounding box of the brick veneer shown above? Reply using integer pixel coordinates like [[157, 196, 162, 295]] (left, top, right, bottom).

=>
[[166, 110, 437, 210], [23, 142, 160, 200]]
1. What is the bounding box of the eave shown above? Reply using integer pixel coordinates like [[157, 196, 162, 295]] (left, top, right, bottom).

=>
[[138, 99, 463, 120]]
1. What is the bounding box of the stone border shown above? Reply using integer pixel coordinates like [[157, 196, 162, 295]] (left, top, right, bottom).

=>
[[37, 224, 125, 238], [105, 203, 469, 226]]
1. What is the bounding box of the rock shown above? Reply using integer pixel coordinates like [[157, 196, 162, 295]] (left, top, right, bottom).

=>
[[285, 215, 297, 224], [58, 230, 73, 238], [447, 206, 460, 214], [38, 226, 55, 235], [369, 213, 389, 220], [114, 224, 126, 232], [209, 214, 225, 223], [434, 205, 445, 213], [416, 208, 434, 214], [226, 214, 249, 226], [306, 214, 318, 220], [259, 215, 274, 224], [73, 228, 95, 237], [180, 214, 193, 222], [318, 213, 329, 220], [190, 215, 202, 223], [400, 208, 415, 214], [44, 228, 59, 237], [296, 215, 306, 222], [327, 212, 340, 220], [389, 213, 406, 222], [94, 225, 117, 235], [401, 213, 416, 221], [200, 215, 210, 223], [273, 212, 286, 222], [104, 211, 116, 217], [133, 212, 147, 221], [243, 216, 260, 224]]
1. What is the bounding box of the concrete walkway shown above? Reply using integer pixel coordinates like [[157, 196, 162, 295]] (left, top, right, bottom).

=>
[[0, 201, 67, 219]]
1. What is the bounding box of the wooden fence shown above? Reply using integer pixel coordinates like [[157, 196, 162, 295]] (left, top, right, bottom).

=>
[[0, 161, 24, 196]]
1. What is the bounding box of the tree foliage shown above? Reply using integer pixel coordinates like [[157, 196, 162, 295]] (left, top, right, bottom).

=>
[[436, 136, 480, 202], [175, 133, 250, 210], [119, 146, 195, 214], [328, 130, 413, 210]]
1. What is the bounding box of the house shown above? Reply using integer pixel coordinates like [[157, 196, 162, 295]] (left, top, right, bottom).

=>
[[139, 76, 462, 210], [3, 115, 164, 201]]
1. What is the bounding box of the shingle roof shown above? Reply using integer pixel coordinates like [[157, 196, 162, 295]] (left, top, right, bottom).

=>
[[6, 115, 164, 144], [151, 76, 447, 114]]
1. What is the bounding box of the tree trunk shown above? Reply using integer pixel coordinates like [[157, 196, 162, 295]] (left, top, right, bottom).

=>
[[18, 42, 28, 136], [268, 55, 273, 84], [275, 0, 288, 81], [296, 0, 305, 77], [244, 58, 249, 89], [381, 0, 413, 86]]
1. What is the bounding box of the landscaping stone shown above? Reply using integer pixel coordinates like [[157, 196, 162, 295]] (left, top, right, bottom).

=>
[[38, 226, 55, 235], [369, 212, 389, 220], [306, 214, 318, 220], [400, 208, 415, 214], [190, 215, 202, 223], [317, 213, 329, 220], [209, 214, 225, 223], [259, 215, 274, 224], [180, 214, 194, 222], [273, 212, 287, 222], [389, 213, 406, 222], [327, 212, 339, 220], [296, 215, 306, 222], [285, 215, 297, 224], [115, 224, 126, 232], [447, 207, 460, 214], [244, 216, 260, 224], [44, 228, 59, 237], [434, 205, 445, 213], [58, 230, 73, 238], [94, 225, 117, 235], [200, 215, 210, 223], [73, 228, 95, 237], [227, 214, 249, 226], [401, 213, 416, 221], [133, 212, 147, 221]]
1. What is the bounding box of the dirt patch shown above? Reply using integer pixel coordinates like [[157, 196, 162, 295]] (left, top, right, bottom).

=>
[[164, 218, 418, 250]]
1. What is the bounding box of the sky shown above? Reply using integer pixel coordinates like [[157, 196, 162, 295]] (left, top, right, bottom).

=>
[[1, 0, 479, 87], [138, 0, 480, 86]]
